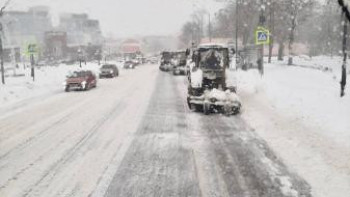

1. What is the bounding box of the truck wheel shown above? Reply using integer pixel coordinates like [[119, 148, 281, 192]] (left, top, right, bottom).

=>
[[187, 97, 192, 109], [223, 105, 232, 116], [203, 103, 210, 115], [232, 106, 240, 115]]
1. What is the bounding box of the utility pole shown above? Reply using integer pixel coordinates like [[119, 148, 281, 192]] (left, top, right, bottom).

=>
[[78, 48, 82, 68], [208, 13, 212, 42], [28, 44, 36, 81], [338, 0, 350, 97], [0, 0, 11, 85], [258, 0, 266, 75], [341, 12, 347, 97], [268, 1, 275, 63], [235, 0, 239, 66]]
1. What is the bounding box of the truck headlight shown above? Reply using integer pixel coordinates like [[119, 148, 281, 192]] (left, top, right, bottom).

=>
[[210, 98, 217, 103]]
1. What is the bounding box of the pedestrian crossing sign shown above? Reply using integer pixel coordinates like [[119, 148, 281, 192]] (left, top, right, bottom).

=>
[[24, 42, 39, 57], [255, 26, 270, 45]]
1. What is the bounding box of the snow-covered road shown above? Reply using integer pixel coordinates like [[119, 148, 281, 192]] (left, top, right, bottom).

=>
[[0, 64, 311, 197]]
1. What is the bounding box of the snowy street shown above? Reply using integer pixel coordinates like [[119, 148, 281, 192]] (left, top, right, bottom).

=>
[[0, 64, 312, 197], [1, 0, 350, 196]]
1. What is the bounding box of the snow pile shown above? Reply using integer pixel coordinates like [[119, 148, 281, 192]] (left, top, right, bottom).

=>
[[206, 88, 226, 101], [237, 56, 350, 197]]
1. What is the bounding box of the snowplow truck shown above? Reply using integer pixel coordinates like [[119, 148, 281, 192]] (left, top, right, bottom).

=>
[[159, 51, 173, 72], [187, 43, 241, 115]]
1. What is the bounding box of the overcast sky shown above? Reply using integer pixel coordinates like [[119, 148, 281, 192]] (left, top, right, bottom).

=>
[[6, 0, 225, 38]]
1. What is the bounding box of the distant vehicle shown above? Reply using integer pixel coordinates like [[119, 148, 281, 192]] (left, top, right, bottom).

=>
[[99, 64, 119, 78], [64, 70, 97, 92], [148, 57, 158, 64], [131, 59, 140, 66], [136, 56, 146, 64], [159, 51, 173, 71], [61, 59, 76, 65], [187, 43, 241, 115], [123, 61, 136, 69], [172, 50, 188, 75]]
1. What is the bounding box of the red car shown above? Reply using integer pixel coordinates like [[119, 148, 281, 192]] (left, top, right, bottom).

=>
[[64, 70, 97, 92]]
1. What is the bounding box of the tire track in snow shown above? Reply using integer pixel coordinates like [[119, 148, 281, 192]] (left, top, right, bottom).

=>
[[0, 66, 155, 197], [20, 83, 137, 197], [21, 65, 158, 197]]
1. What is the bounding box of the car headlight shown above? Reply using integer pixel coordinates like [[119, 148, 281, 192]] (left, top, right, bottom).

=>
[[110, 70, 113, 74], [210, 98, 217, 103], [81, 81, 87, 85], [62, 81, 67, 86]]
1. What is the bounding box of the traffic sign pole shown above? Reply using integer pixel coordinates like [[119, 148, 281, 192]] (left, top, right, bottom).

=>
[[30, 54, 35, 81], [27, 44, 37, 82], [258, 1, 266, 76]]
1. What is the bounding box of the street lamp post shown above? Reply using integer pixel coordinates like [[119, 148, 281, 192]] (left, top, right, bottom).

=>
[[258, 0, 266, 75], [78, 48, 82, 68], [341, 13, 347, 97], [96, 50, 101, 65], [0, 26, 4, 85]]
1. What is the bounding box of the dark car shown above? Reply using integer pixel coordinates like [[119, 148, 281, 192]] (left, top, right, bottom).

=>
[[99, 64, 119, 78], [123, 61, 135, 69], [65, 70, 97, 92]]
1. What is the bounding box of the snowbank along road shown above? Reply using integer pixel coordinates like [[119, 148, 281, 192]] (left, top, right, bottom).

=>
[[0, 64, 311, 197]]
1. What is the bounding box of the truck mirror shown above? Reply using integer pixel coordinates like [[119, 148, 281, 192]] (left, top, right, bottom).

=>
[[186, 49, 190, 56]]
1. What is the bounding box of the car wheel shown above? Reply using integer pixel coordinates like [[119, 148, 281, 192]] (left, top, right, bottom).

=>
[[84, 83, 89, 91], [65, 85, 70, 92], [223, 105, 232, 116]]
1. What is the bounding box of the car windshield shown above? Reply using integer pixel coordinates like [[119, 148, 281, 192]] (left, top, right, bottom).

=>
[[199, 49, 225, 69], [102, 65, 114, 69], [175, 52, 186, 60], [162, 52, 171, 60], [67, 71, 87, 78]]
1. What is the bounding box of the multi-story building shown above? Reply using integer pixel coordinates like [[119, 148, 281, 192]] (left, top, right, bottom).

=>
[[44, 31, 67, 60], [58, 13, 103, 61], [59, 13, 103, 47], [1, 6, 52, 62]]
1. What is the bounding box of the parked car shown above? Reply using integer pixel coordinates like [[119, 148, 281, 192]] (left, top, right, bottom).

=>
[[99, 64, 119, 78], [123, 61, 136, 69], [64, 70, 97, 92]]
